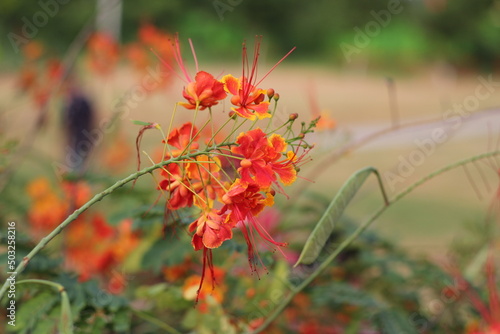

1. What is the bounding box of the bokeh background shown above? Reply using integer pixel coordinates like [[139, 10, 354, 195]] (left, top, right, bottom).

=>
[[2, 0, 500, 263]]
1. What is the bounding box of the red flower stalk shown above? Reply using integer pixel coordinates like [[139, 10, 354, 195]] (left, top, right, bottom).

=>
[[231, 128, 297, 189]]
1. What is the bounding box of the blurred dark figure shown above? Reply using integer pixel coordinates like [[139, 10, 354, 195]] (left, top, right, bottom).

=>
[[63, 90, 96, 174]]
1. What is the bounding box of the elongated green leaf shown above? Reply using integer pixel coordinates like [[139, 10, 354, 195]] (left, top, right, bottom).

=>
[[15, 291, 59, 332], [59, 290, 74, 334], [295, 167, 387, 266], [132, 120, 154, 126]]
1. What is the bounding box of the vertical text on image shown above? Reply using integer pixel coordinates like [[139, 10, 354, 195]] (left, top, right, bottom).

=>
[[6, 221, 17, 327]]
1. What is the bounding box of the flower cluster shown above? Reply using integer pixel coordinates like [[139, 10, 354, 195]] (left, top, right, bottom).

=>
[[145, 36, 315, 300]]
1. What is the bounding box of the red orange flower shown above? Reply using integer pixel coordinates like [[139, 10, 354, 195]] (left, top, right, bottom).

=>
[[231, 128, 297, 188], [221, 179, 273, 222], [179, 71, 227, 110], [220, 179, 286, 272], [222, 74, 270, 120], [186, 210, 231, 303], [163, 122, 200, 157], [221, 39, 295, 120], [189, 209, 233, 250]]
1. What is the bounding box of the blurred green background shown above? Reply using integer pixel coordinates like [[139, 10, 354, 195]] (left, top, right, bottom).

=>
[[1, 0, 500, 71]]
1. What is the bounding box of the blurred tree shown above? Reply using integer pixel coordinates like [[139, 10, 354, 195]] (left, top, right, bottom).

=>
[[0, 0, 498, 70]]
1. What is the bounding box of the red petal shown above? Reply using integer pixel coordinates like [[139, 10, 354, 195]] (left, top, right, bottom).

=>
[[192, 233, 204, 251]]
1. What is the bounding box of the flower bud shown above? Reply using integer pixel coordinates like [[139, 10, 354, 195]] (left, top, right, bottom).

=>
[[231, 95, 241, 105], [267, 88, 275, 99], [228, 111, 237, 119], [240, 159, 252, 168], [298, 133, 305, 139], [273, 93, 280, 101], [289, 113, 298, 121], [222, 194, 232, 205]]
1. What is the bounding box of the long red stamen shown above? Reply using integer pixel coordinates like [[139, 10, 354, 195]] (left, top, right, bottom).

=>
[[188, 38, 199, 73], [197, 247, 215, 303], [151, 46, 190, 86], [249, 36, 261, 88], [256, 46, 296, 88], [451, 266, 493, 324], [152, 34, 193, 84], [241, 42, 250, 105]]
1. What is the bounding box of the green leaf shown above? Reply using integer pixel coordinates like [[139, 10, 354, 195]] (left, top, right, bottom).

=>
[[373, 308, 420, 334], [295, 167, 388, 266], [59, 291, 74, 334], [312, 282, 381, 308], [32, 305, 60, 334], [141, 237, 191, 272], [132, 120, 154, 126], [113, 308, 131, 332], [15, 291, 59, 332]]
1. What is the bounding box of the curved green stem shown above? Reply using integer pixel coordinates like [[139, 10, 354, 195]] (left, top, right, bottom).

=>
[[17, 279, 65, 291], [249, 150, 500, 333]]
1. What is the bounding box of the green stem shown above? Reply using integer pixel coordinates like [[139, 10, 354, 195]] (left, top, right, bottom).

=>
[[0, 148, 221, 302], [264, 99, 278, 133], [249, 150, 500, 333], [17, 279, 65, 291], [132, 309, 182, 334]]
